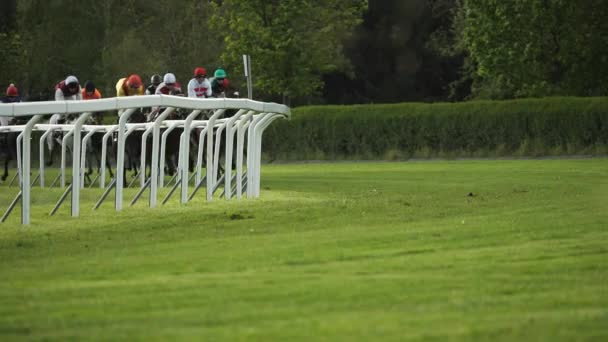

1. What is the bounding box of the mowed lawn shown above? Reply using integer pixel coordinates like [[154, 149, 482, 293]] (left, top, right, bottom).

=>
[[0, 159, 607, 340]]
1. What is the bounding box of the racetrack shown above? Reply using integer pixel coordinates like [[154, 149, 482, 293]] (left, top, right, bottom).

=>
[[1, 159, 607, 340]]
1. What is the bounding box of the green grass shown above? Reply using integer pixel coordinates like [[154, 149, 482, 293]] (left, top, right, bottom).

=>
[[1, 159, 607, 340]]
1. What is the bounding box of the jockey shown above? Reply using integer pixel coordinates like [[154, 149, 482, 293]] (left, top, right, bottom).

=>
[[82, 81, 102, 100], [155, 73, 182, 95], [116, 74, 143, 117], [187, 67, 212, 98], [209, 68, 230, 97], [116, 74, 144, 97], [1, 84, 21, 125], [82, 81, 103, 124], [49, 75, 82, 153], [3, 84, 21, 103], [55, 75, 82, 101], [145, 74, 162, 95], [149, 73, 182, 120]]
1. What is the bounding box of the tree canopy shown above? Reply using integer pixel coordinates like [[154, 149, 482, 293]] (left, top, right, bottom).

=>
[[457, 0, 608, 99], [0, 0, 606, 104]]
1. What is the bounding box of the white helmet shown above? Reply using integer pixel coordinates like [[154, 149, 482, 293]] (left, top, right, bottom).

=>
[[65, 75, 79, 86], [163, 73, 176, 84]]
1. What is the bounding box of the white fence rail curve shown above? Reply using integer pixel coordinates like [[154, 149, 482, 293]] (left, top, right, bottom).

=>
[[0, 95, 290, 225]]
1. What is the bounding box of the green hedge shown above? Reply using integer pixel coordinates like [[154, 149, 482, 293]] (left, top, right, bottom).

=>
[[263, 97, 608, 160]]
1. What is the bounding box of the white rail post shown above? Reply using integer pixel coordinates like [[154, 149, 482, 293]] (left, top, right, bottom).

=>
[[80, 126, 102, 189], [71, 112, 91, 217], [100, 125, 118, 189], [16, 133, 23, 186], [246, 113, 267, 198], [235, 111, 255, 199], [159, 121, 180, 188], [206, 109, 225, 201], [116, 108, 136, 211], [224, 110, 246, 200], [253, 114, 283, 197], [195, 126, 208, 187], [39, 126, 56, 188], [150, 107, 175, 208], [213, 119, 229, 186], [60, 129, 74, 188], [21, 115, 43, 225], [180, 110, 201, 204], [140, 124, 154, 188]]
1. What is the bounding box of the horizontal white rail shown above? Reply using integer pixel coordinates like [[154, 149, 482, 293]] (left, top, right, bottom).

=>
[[0, 95, 289, 225], [0, 95, 290, 118]]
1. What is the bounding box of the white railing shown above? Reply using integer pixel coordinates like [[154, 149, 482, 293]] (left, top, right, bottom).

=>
[[0, 95, 290, 224]]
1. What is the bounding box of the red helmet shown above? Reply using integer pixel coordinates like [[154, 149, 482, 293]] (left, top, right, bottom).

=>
[[194, 67, 206, 77], [127, 74, 142, 88], [6, 84, 19, 97]]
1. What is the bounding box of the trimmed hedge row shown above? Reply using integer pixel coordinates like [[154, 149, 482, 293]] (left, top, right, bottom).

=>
[[263, 97, 608, 160]]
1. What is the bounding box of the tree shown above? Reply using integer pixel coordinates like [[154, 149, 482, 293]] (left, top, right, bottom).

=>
[[0, 0, 23, 92], [457, 0, 608, 98], [211, 0, 367, 104], [323, 0, 469, 104]]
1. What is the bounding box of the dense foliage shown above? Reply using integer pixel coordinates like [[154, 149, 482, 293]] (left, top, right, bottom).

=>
[[264, 97, 608, 160], [458, 0, 608, 99]]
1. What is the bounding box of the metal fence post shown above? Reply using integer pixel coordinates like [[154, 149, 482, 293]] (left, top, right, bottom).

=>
[[21, 115, 43, 225], [71, 112, 91, 217]]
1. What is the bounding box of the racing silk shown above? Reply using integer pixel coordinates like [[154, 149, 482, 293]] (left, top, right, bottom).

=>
[[187, 78, 212, 98], [82, 88, 102, 100], [145, 84, 157, 96], [1, 96, 21, 104], [209, 77, 229, 97], [116, 77, 144, 97], [155, 82, 182, 95], [0, 97, 19, 126], [55, 81, 82, 101]]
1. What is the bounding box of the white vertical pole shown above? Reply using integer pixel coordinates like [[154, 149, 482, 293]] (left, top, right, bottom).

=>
[[224, 110, 246, 200], [235, 111, 254, 199], [21, 114, 43, 225], [206, 109, 225, 201], [140, 125, 154, 188], [150, 107, 175, 208], [16, 133, 23, 186], [160, 121, 180, 188], [80, 126, 101, 189], [195, 126, 207, 187], [213, 121, 228, 184], [246, 114, 266, 198], [71, 113, 91, 217], [100, 125, 118, 189], [180, 110, 201, 204], [253, 114, 282, 197], [60, 129, 74, 188], [39, 127, 55, 188], [243, 55, 253, 99], [116, 108, 135, 211]]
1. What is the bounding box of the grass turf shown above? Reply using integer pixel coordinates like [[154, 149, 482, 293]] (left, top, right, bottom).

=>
[[0, 159, 607, 340]]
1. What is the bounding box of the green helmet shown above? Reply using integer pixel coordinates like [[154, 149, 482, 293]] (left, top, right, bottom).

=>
[[214, 68, 227, 78]]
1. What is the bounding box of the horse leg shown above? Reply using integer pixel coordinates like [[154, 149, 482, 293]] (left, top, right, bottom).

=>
[[2, 156, 8, 181], [107, 142, 115, 178], [85, 155, 94, 185], [46, 146, 54, 166]]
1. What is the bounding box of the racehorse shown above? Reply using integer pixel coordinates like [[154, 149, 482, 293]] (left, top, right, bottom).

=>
[[85, 113, 115, 183], [124, 109, 147, 177], [0, 118, 18, 182]]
